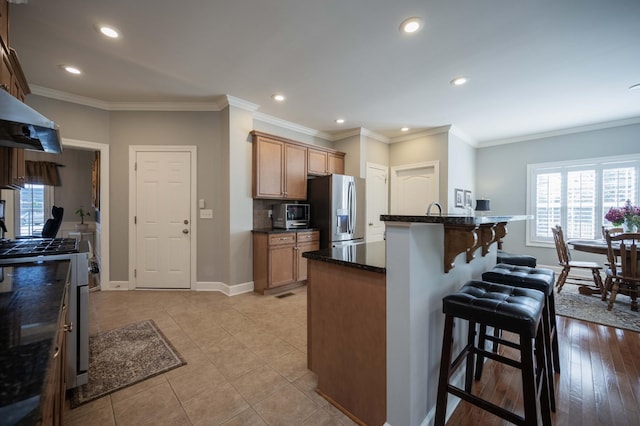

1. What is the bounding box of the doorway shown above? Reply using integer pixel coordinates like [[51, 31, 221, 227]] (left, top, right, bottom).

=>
[[366, 162, 388, 242], [390, 161, 439, 215], [62, 138, 110, 290], [129, 146, 197, 289]]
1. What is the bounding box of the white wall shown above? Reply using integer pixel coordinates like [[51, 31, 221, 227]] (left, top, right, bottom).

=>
[[447, 132, 476, 214]]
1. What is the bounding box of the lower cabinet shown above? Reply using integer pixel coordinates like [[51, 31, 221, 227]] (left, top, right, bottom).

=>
[[40, 280, 69, 426], [253, 230, 320, 294]]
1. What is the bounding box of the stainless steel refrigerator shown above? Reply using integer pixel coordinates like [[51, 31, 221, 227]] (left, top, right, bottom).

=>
[[307, 174, 365, 248]]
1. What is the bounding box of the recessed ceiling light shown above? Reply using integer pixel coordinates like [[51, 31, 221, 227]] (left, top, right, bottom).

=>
[[335, 118, 345, 124], [60, 65, 82, 75], [630, 83, 640, 91], [98, 25, 120, 39], [450, 76, 468, 86], [272, 94, 285, 102], [401, 127, 410, 132], [400, 17, 423, 34]]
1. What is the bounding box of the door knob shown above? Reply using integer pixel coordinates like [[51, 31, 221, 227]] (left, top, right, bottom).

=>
[[184, 220, 189, 225], [182, 229, 189, 234]]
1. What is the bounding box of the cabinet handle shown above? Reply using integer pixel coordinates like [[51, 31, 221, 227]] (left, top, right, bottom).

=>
[[64, 322, 73, 333]]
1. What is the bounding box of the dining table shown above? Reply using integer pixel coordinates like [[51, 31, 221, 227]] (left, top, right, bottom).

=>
[[568, 238, 638, 310]]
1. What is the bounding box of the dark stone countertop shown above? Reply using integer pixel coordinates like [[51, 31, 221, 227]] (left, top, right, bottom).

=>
[[252, 228, 319, 234], [302, 241, 386, 274], [0, 260, 70, 425], [380, 214, 532, 225]]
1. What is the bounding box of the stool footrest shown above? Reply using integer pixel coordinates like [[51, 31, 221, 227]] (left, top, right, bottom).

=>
[[483, 334, 520, 351], [447, 384, 524, 425], [473, 347, 522, 370]]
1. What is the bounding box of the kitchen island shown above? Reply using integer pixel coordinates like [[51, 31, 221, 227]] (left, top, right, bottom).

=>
[[303, 241, 386, 426], [381, 214, 530, 426]]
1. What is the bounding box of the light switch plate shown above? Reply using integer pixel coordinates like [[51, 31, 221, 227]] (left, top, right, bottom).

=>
[[200, 209, 213, 219]]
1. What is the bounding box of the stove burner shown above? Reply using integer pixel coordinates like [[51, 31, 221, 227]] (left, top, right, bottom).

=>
[[0, 238, 79, 259]]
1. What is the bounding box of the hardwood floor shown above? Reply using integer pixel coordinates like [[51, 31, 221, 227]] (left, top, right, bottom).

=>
[[446, 315, 640, 425]]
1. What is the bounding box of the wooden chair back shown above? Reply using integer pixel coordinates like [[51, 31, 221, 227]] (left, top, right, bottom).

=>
[[551, 225, 571, 266], [602, 226, 624, 240], [605, 231, 640, 283]]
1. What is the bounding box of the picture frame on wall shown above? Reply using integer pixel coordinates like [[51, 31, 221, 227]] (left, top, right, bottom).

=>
[[464, 190, 472, 208], [455, 188, 464, 207]]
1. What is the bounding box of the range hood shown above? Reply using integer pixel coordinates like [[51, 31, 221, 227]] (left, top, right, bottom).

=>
[[0, 89, 62, 154]]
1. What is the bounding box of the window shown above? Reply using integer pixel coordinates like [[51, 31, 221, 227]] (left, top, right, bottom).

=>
[[16, 184, 54, 236], [527, 155, 640, 245]]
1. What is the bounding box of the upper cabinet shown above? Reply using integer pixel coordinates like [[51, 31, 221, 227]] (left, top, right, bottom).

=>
[[0, 2, 29, 99], [307, 147, 345, 176], [252, 132, 308, 200], [0, 1, 30, 189], [252, 131, 346, 200]]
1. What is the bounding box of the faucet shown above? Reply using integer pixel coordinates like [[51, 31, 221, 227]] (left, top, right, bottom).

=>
[[426, 202, 442, 216]]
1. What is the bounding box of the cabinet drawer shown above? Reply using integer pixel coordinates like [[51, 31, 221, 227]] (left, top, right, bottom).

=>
[[268, 233, 296, 246], [297, 231, 319, 243]]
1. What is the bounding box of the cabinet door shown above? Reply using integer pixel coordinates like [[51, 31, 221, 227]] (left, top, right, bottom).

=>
[[269, 243, 296, 288], [284, 143, 307, 199], [253, 136, 284, 198], [296, 231, 320, 281], [327, 153, 345, 175], [307, 149, 328, 176], [11, 148, 24, 188]]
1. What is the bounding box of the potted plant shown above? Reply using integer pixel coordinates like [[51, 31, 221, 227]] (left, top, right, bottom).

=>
[[75, 207, 91, 231]]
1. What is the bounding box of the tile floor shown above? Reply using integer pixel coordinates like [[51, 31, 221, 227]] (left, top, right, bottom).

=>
[[64, 286, 357, 426]]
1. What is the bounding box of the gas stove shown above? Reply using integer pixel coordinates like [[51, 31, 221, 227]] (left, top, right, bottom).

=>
[[0, 238, 78, 260]]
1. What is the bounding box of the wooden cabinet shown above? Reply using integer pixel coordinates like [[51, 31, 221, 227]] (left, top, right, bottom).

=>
[[327, 152, 345, 175], [252, 132, 307, 200], [307, 147, 345, 176], [0, 146, 25, 189], [253, 230, 320, 294], [252, 131, 346, 198], [40, 280, 70, 426]]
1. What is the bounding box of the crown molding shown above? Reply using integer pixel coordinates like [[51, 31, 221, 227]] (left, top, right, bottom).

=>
[[330, 127, 390, 143], [253, 112, 332, 140], [222, 95, 260, 112], [449, 125, 476, 146], [30, 85, 227, 111], [478, 116, 640, 147], [389, 125, 452, 143], [30, 85, 111, 109]]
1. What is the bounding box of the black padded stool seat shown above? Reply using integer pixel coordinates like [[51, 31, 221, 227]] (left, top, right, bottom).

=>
[[482, 264, 559, 372], [497, 249, 537, 268], [435, 281, 551, 426], [481, 264, 559, 411]]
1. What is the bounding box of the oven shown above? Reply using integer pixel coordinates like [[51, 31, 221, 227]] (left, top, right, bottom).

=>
[[0, 238, 90, 389]]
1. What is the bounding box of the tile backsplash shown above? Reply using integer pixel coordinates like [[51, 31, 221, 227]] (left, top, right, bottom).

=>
[[253, 199, 278, 229]]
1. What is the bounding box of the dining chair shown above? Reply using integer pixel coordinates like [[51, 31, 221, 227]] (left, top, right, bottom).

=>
[[604, 231, 640, 311], [551, 225, 605, 296], [602, 225, 624, 239]]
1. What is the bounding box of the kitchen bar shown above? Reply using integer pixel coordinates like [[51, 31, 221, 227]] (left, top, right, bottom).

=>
[[304, 214, 530, 425]]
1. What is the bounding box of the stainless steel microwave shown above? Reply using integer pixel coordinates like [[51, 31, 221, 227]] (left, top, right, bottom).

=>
[[273, 204, 310, 229]]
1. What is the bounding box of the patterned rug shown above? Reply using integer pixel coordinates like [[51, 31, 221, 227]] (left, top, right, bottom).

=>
[[555, 283, 640, 333], [71, 319, 186, 407]]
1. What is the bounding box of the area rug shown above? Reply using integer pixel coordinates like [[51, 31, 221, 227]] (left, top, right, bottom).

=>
[[71, 319, 186, 407], [555, 284, 640, 333]]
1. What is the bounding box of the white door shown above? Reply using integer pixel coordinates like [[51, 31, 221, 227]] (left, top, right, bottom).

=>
[[391, 162, 439, 215], [366, 163, 388, 242], [135, 151, 192, 289]]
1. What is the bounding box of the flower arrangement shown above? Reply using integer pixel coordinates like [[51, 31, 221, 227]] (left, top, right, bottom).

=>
[[605, 200, 640, 231]]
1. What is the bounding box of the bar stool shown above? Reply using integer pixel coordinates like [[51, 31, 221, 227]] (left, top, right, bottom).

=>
[[481, 264, 558, 411], [434, 281, 551, 426], [497, 250, 537, 268]]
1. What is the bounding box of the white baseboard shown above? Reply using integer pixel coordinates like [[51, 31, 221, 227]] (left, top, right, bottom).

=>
[[100, 280, 253, 295], [195, 281, 254, 296], [103, 281, 129, 291]]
